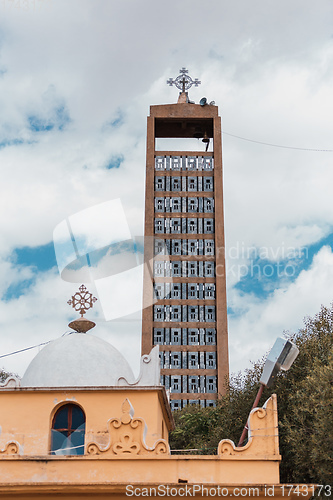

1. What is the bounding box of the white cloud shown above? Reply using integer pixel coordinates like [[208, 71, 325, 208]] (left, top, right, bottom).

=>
[[228, 246, 333, 372], [0, 268, 142, 378]]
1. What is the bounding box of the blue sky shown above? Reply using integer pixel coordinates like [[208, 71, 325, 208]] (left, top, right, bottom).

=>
[[232, 232, 333, 302], [1, 0, 333, 377]]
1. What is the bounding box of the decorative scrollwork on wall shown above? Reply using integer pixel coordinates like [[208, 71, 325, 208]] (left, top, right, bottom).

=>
[[217, 395, 279, 458], [87, 398, 170, 456], [0, 441, 19, 455]]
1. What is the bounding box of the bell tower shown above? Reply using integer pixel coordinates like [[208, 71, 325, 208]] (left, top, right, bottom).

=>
[[141, 69, 228, 410]]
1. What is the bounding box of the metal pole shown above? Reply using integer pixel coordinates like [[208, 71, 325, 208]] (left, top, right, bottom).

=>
[[237, 383, 265, 447]]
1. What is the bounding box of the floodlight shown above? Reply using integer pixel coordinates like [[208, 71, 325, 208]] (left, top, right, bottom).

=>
[[260, 337, 299, 387], [238, 336, 299, 447]]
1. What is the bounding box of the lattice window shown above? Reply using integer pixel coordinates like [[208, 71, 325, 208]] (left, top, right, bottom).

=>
[[188, 284, 197, 298], [205, 284, 215, 298], [171, 218, 181, 234], [171, 306, 181, 321], [172, 262, 181, 277], [202, 157, 213, 170], [206, 352, 216, 368], [204, 198, 214, 212], [187, 157, 197, 170], [154, 284, 164, 300], [155, 198, 164, 211], [188, 352, 199, 368], [154, 306, 164, 321], [172, 177, 181, 191], [154, 219, 164, 234], [171, 328, 181, 345], [206, 376, 217, 393], [204, 240, 214, 255], [188, 306, 198, 321], [205, 329, 216, 344], [204, 219, 214, 233], [205, 307, 215, 321], [154, 261, 164, 276], [171, 156, 181, 170], [155, 157, 165, 170], [188, 177, 197, 191], [170, 353, 181, 368], [153, 328, 164, 344], [171, 197, 181, 212], [188, 240, 198, 255], [188, 262, 197, 276], [171, 400, 181, 410], [188, 376, 199, 393], [155, 177, 165, 191], [188, 218, 197, 234], [188, 198, 198, 212], [170, 284, 181, 299], [203, 177, 213, 191], [172, 240, 181, 255], [154, 239, 165, 255], [204, 262, 214, 277], [188, 329, 199, 345]]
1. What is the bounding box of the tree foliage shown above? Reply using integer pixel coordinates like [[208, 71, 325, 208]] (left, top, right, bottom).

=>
[[169, 304, 333, 485]]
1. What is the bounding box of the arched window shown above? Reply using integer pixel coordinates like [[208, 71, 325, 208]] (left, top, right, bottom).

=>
[[51, 404, 85, 455]]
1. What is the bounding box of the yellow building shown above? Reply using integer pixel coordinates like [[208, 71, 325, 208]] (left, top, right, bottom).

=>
[[0, 325, 313, 499]]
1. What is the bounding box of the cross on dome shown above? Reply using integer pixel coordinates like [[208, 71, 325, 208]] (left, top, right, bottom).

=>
[[67, 284, 98, 333], [67, 284, 97, 318]]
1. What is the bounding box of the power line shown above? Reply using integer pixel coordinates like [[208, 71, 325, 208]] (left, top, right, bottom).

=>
[[0, 331, 73, 360], [0, 341, 51, 359], [222, 131, 333, 152]]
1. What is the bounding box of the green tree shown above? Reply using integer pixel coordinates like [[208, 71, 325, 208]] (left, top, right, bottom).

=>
[[169, 304, 333, 485]]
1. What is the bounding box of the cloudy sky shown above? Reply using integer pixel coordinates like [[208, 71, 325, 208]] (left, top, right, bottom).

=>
[[1, 0, 333, 379]]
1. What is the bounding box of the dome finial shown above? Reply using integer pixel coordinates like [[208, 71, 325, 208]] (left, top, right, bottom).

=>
[[67, 284, 98, 333]]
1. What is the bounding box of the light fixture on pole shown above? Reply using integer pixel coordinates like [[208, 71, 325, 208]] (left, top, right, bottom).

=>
[[237, 337, 299, 447]]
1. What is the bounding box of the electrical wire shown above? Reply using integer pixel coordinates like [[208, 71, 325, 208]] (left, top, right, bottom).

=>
[[222, 131, 333, 152], [0, 342, 51, 359], [0, 331, 73, 359]]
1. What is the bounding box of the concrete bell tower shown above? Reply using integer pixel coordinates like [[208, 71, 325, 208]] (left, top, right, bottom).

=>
[[141, 68, 229, 410]]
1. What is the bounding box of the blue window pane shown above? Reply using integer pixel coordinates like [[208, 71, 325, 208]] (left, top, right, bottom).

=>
[[70, 425, 85, 455], [53, 406, 68, 429], [51, 429, 67, 455], [71, 406, 85, 429]]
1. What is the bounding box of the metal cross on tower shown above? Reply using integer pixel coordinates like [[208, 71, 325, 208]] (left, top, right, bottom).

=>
[[167, 67, 201, 93]]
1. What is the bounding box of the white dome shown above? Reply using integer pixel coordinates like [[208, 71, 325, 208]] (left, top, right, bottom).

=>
[[21, 333, 135, 388]]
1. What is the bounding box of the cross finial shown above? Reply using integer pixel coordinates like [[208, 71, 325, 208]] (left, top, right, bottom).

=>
[[167, 68, 201, 94], [67, 284, 97, 318]]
